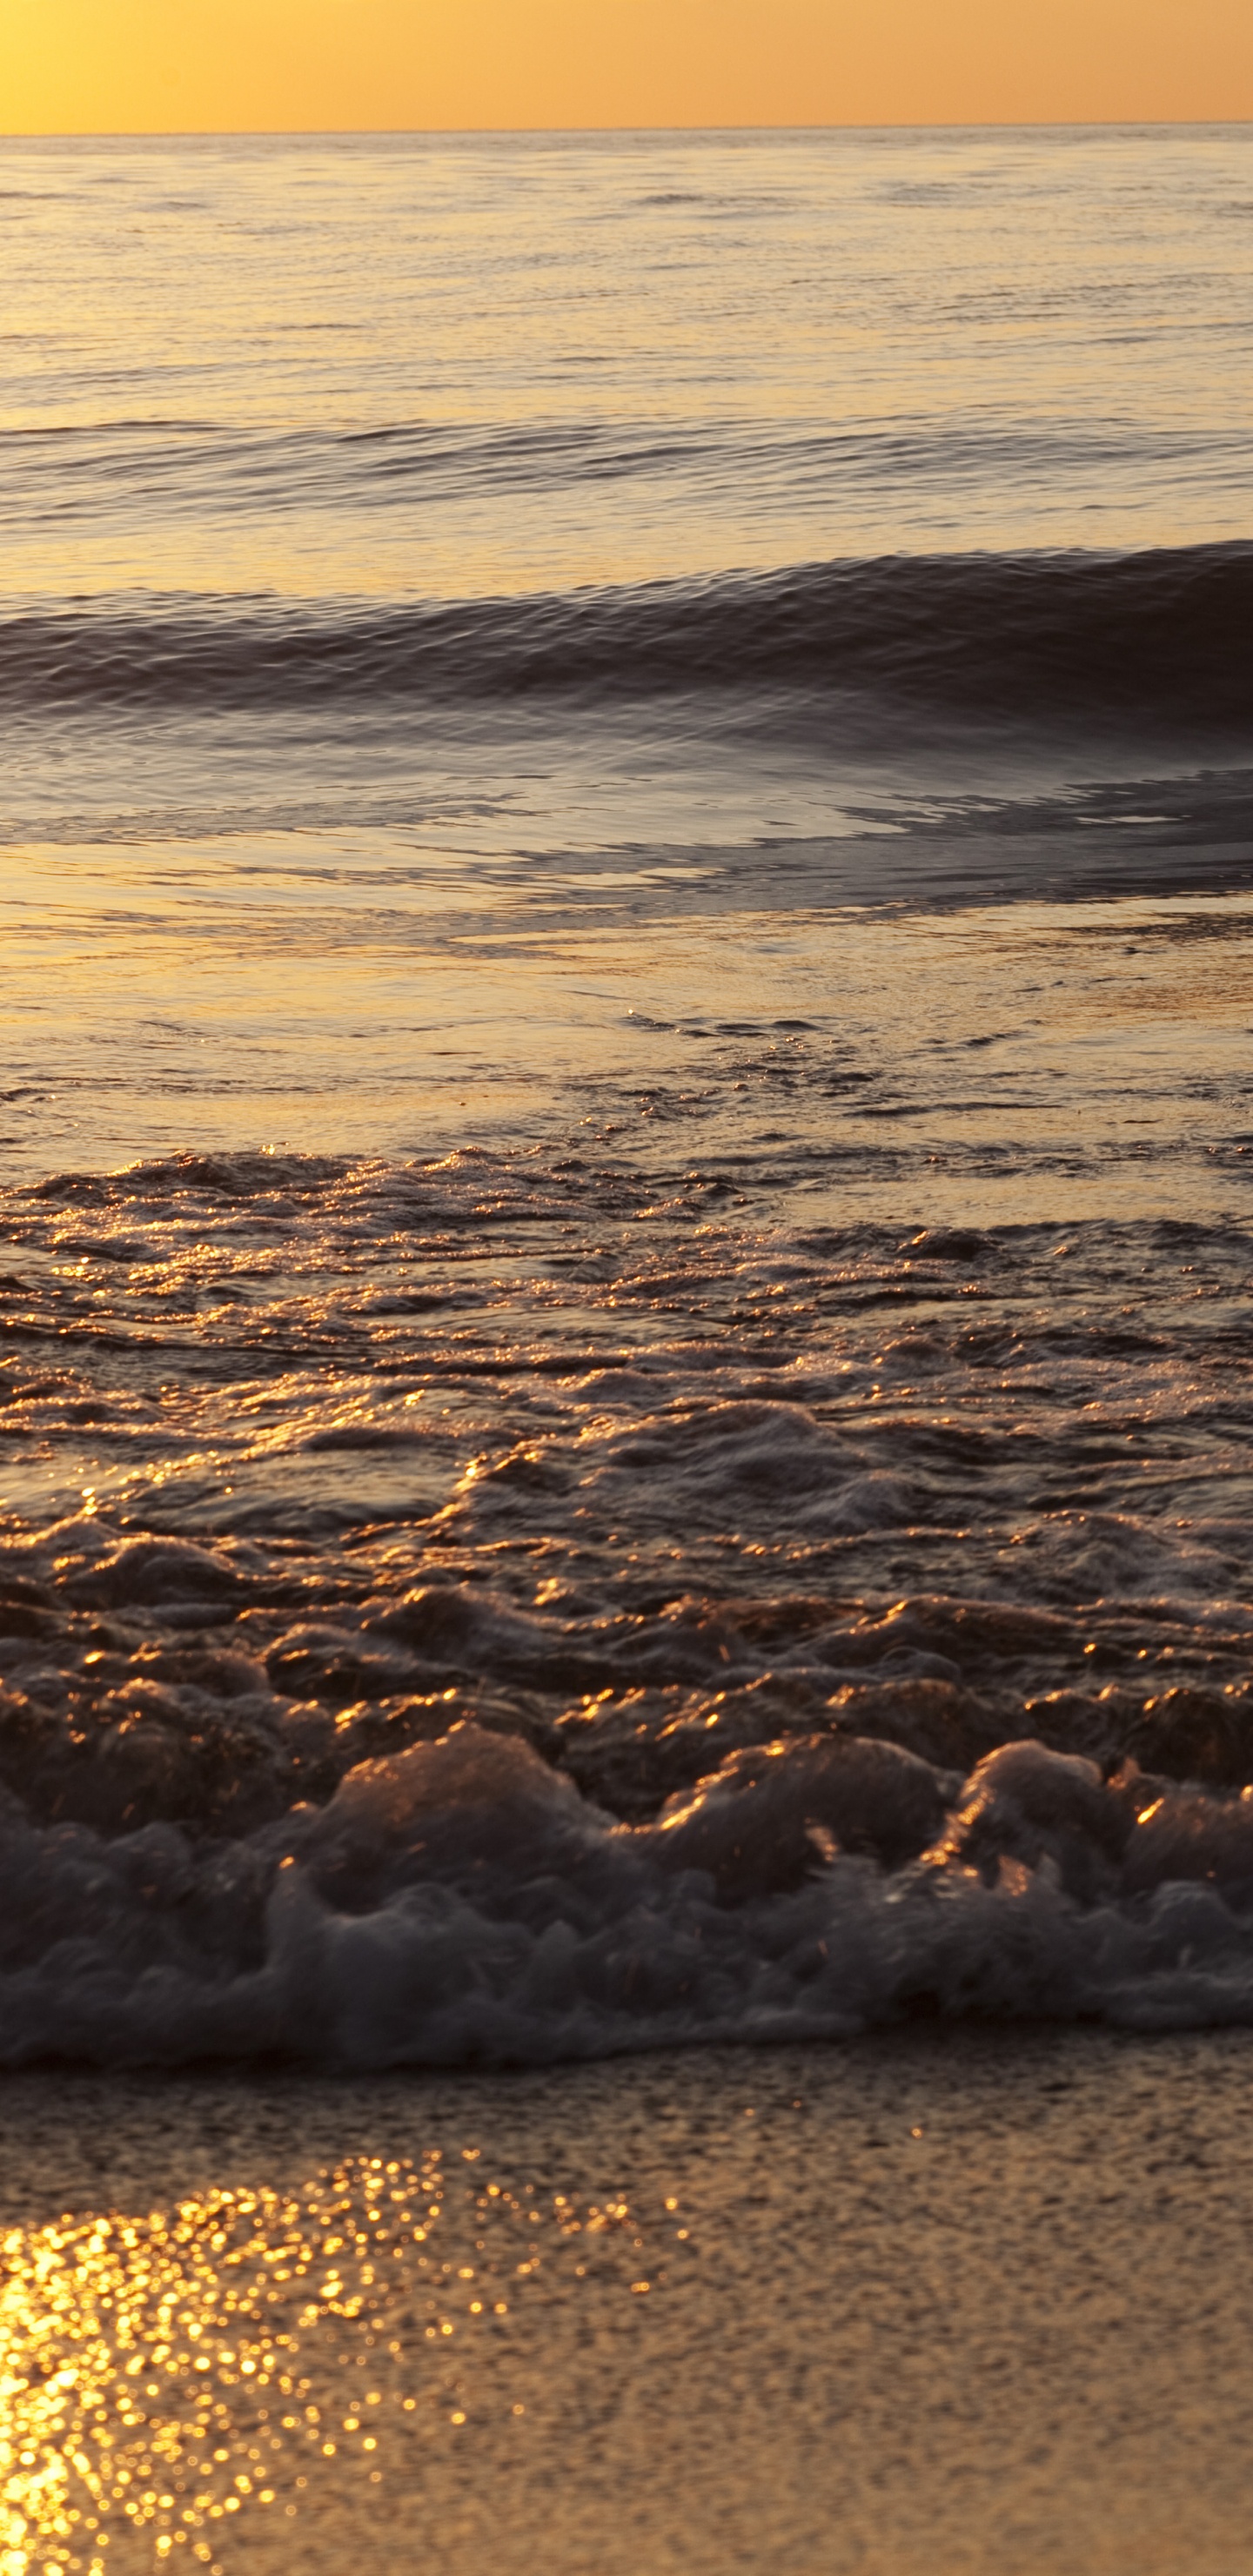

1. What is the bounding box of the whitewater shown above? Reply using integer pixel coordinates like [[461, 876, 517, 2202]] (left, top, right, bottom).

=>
[[3, 123, 1253, 2069]]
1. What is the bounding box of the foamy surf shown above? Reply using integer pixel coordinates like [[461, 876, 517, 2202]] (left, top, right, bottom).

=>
[[3, 1148, 1253, 2065]]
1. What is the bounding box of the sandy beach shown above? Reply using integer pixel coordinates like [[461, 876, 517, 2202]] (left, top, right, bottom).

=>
[[4, 2027, 1253, 2574]]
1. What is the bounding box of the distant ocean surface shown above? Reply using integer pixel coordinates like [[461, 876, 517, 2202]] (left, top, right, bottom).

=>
[[3, 126, 1253, 2068]]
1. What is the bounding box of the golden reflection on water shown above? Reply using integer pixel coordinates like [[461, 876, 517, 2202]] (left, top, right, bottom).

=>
[[1, 2152, 660, 2575]]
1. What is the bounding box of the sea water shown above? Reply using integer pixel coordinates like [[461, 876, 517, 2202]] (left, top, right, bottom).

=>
[[3, 126, 1253, 2067]]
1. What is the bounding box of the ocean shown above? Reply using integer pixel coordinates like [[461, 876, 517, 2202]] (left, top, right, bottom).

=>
[[4, 117, 1253, 2576]]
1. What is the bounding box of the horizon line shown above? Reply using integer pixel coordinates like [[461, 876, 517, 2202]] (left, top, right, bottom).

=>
[[4, 116, 1253, 142]]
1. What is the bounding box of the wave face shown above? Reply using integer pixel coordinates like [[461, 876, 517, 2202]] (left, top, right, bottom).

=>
[[6, 128, 1253, 855], [4, 546, 1251, 739], [5, 1150, 1253, 2067]]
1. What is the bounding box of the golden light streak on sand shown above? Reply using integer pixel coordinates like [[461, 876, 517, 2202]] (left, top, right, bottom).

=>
[[0, 2150, 654, 2574], [4, 2043, 1253, 2573]]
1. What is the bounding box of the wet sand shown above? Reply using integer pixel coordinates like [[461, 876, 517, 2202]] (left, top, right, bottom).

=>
[[3, 2027, 1252, 2575]]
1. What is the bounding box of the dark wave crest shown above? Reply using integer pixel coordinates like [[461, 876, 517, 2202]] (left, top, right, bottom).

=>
[[6, 541, 1251, 734]]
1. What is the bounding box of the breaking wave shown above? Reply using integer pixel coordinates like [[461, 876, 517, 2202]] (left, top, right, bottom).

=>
[[6, 1683, 1253, 2069]]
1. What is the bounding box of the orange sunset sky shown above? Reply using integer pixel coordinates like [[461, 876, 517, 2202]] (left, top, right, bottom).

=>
[[2, 0, 1251, 132]]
